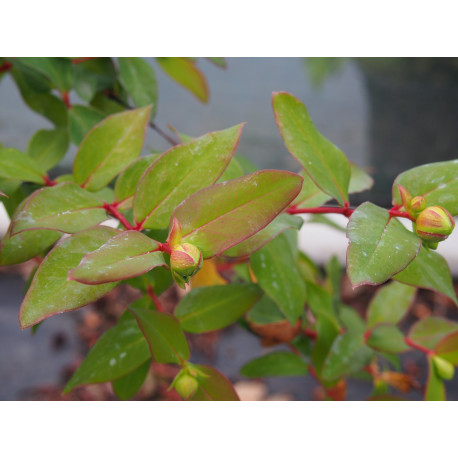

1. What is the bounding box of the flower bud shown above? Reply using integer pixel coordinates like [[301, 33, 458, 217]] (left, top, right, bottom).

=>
[[415, 206, 455, 243], [170, 243, 203, 288], [173, 372, 199, 399], [397, 184, 412, 211], [410, 196, 426, 214], [433, 355, 455, 381]]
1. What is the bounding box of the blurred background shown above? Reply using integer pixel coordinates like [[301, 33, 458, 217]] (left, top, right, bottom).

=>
[[1, 57, 457, 400]]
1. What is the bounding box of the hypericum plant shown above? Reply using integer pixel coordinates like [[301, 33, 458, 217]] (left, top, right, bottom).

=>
[[1, 58, 457, 401]]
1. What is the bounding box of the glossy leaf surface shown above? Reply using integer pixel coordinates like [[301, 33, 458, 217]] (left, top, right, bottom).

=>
[[114, 155, 157, 208], [251, 233, 306, 324], [130, 308, 190, 364], [172, 170, 303, 258], [366, 324, 410, 353], [223, 214, 303, 258], [69, 105, 105, 146], [70, 231, 165, 284], [73, 106, 150, 191], [26, 128, 69, 171], [322, 331, 373, 381], [19, 226, 119, 328], [393, 160, 458, 215], [0, 147, 46, 184], [240, 351, 308, 378], [156, 58, 208, 102], [134, 124, 244, 229], [408, 317, 458, 350], [112, 359, 151, 400], [64, 320, 150, 392], [366, 281, 416, 328], [189, 364, 239, 401], [118, 57, 158, 118], [175, 284, 263, 333], [347, 202, 422, 287], [394, 246, 457, 304], [272, 91, 350, 205], [11, 182, 106, 235]]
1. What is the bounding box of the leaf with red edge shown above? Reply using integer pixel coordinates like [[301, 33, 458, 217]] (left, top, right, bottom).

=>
[[171, 170, 303, 258], [0, 147, 47, 184], [189, 364, 240, 401], [425, 356, 446, 401], [73, 106, 151, 191], [434, 331, 458, 365], [347, 202, 422, 287], [130, 307, 190, 364], [133, 124, 244, 229], [0, 189, 7, 198], [10, 182, 107, 235], [69, 231, 166, 285], [19, 226, 120, 329], [156, 58, 209, 103], [408, 317, 458, 350], [272, 91, 351, 205]]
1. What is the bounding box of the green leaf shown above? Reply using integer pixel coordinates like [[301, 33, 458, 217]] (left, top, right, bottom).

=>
[[366, 324, 410, 353], [172, 170, 303, 258], [189, 364, 239, 401], [63, 320, 150, 393], [347, 202, 422, 287], [90, 92, 126, 115], [218, 157, 245, 183], [272, 91, 350, 205], [223, 214, 303, 258], [112, 359, 151, 400], [118, 57, 158, 119], [73, 106, 151, 191], [133, 124, 244, 229], [349, 163, 374, 194], [339, 305, 366, 333], [19, 226, 119, 328], [206, 57, 227, 68], [17, 57, 73, 92], [130, 308, 190, 364], [394, 246, 457, 304], [292, 171, 331, 207], [10, 182, 106, 235], [70, 231, 166, 284], [69, 105, 106, 146], [251, 233, 306, 324], [240, 351, 308, 378], [312, 315, 341, 376], [392, 160, 458, 216], [73, 58, 116, 102], [425, 356, 446, 401], [434, 331, 458, 365], [246, 295, 287, 324], [0, 223, 60, 266], [156, 57, 209, 103], [26, 128, 69, 172], [366, 281, 416, 328], [408, 317, 458, 350], [114, 155, 157, 209], [322, 331, 373, 381], [11, 67, 68, 126], [175, 283, 263, 333], [0, 147, 46, 184]]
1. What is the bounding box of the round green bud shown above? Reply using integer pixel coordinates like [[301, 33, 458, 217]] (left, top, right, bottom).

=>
[[415, 206, 455, 243], [174, 373, 199, 399], [433, 355, 455, 381], [410, 196, 426, 214], [170, 243, 203, 288]]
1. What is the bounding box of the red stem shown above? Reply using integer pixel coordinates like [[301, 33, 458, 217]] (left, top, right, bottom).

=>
[[0, 61, 12, 73], [287, 205, 415, 222], [147, 285, 164, 312], [404, 337, 434, 356], [157, 242, 172, 255], [103, 202, 134, 230], [61, 91, 72, 108], [43, 175, 57, 186], [71, 57, 100, 64], [304, 328, 318, 339]]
